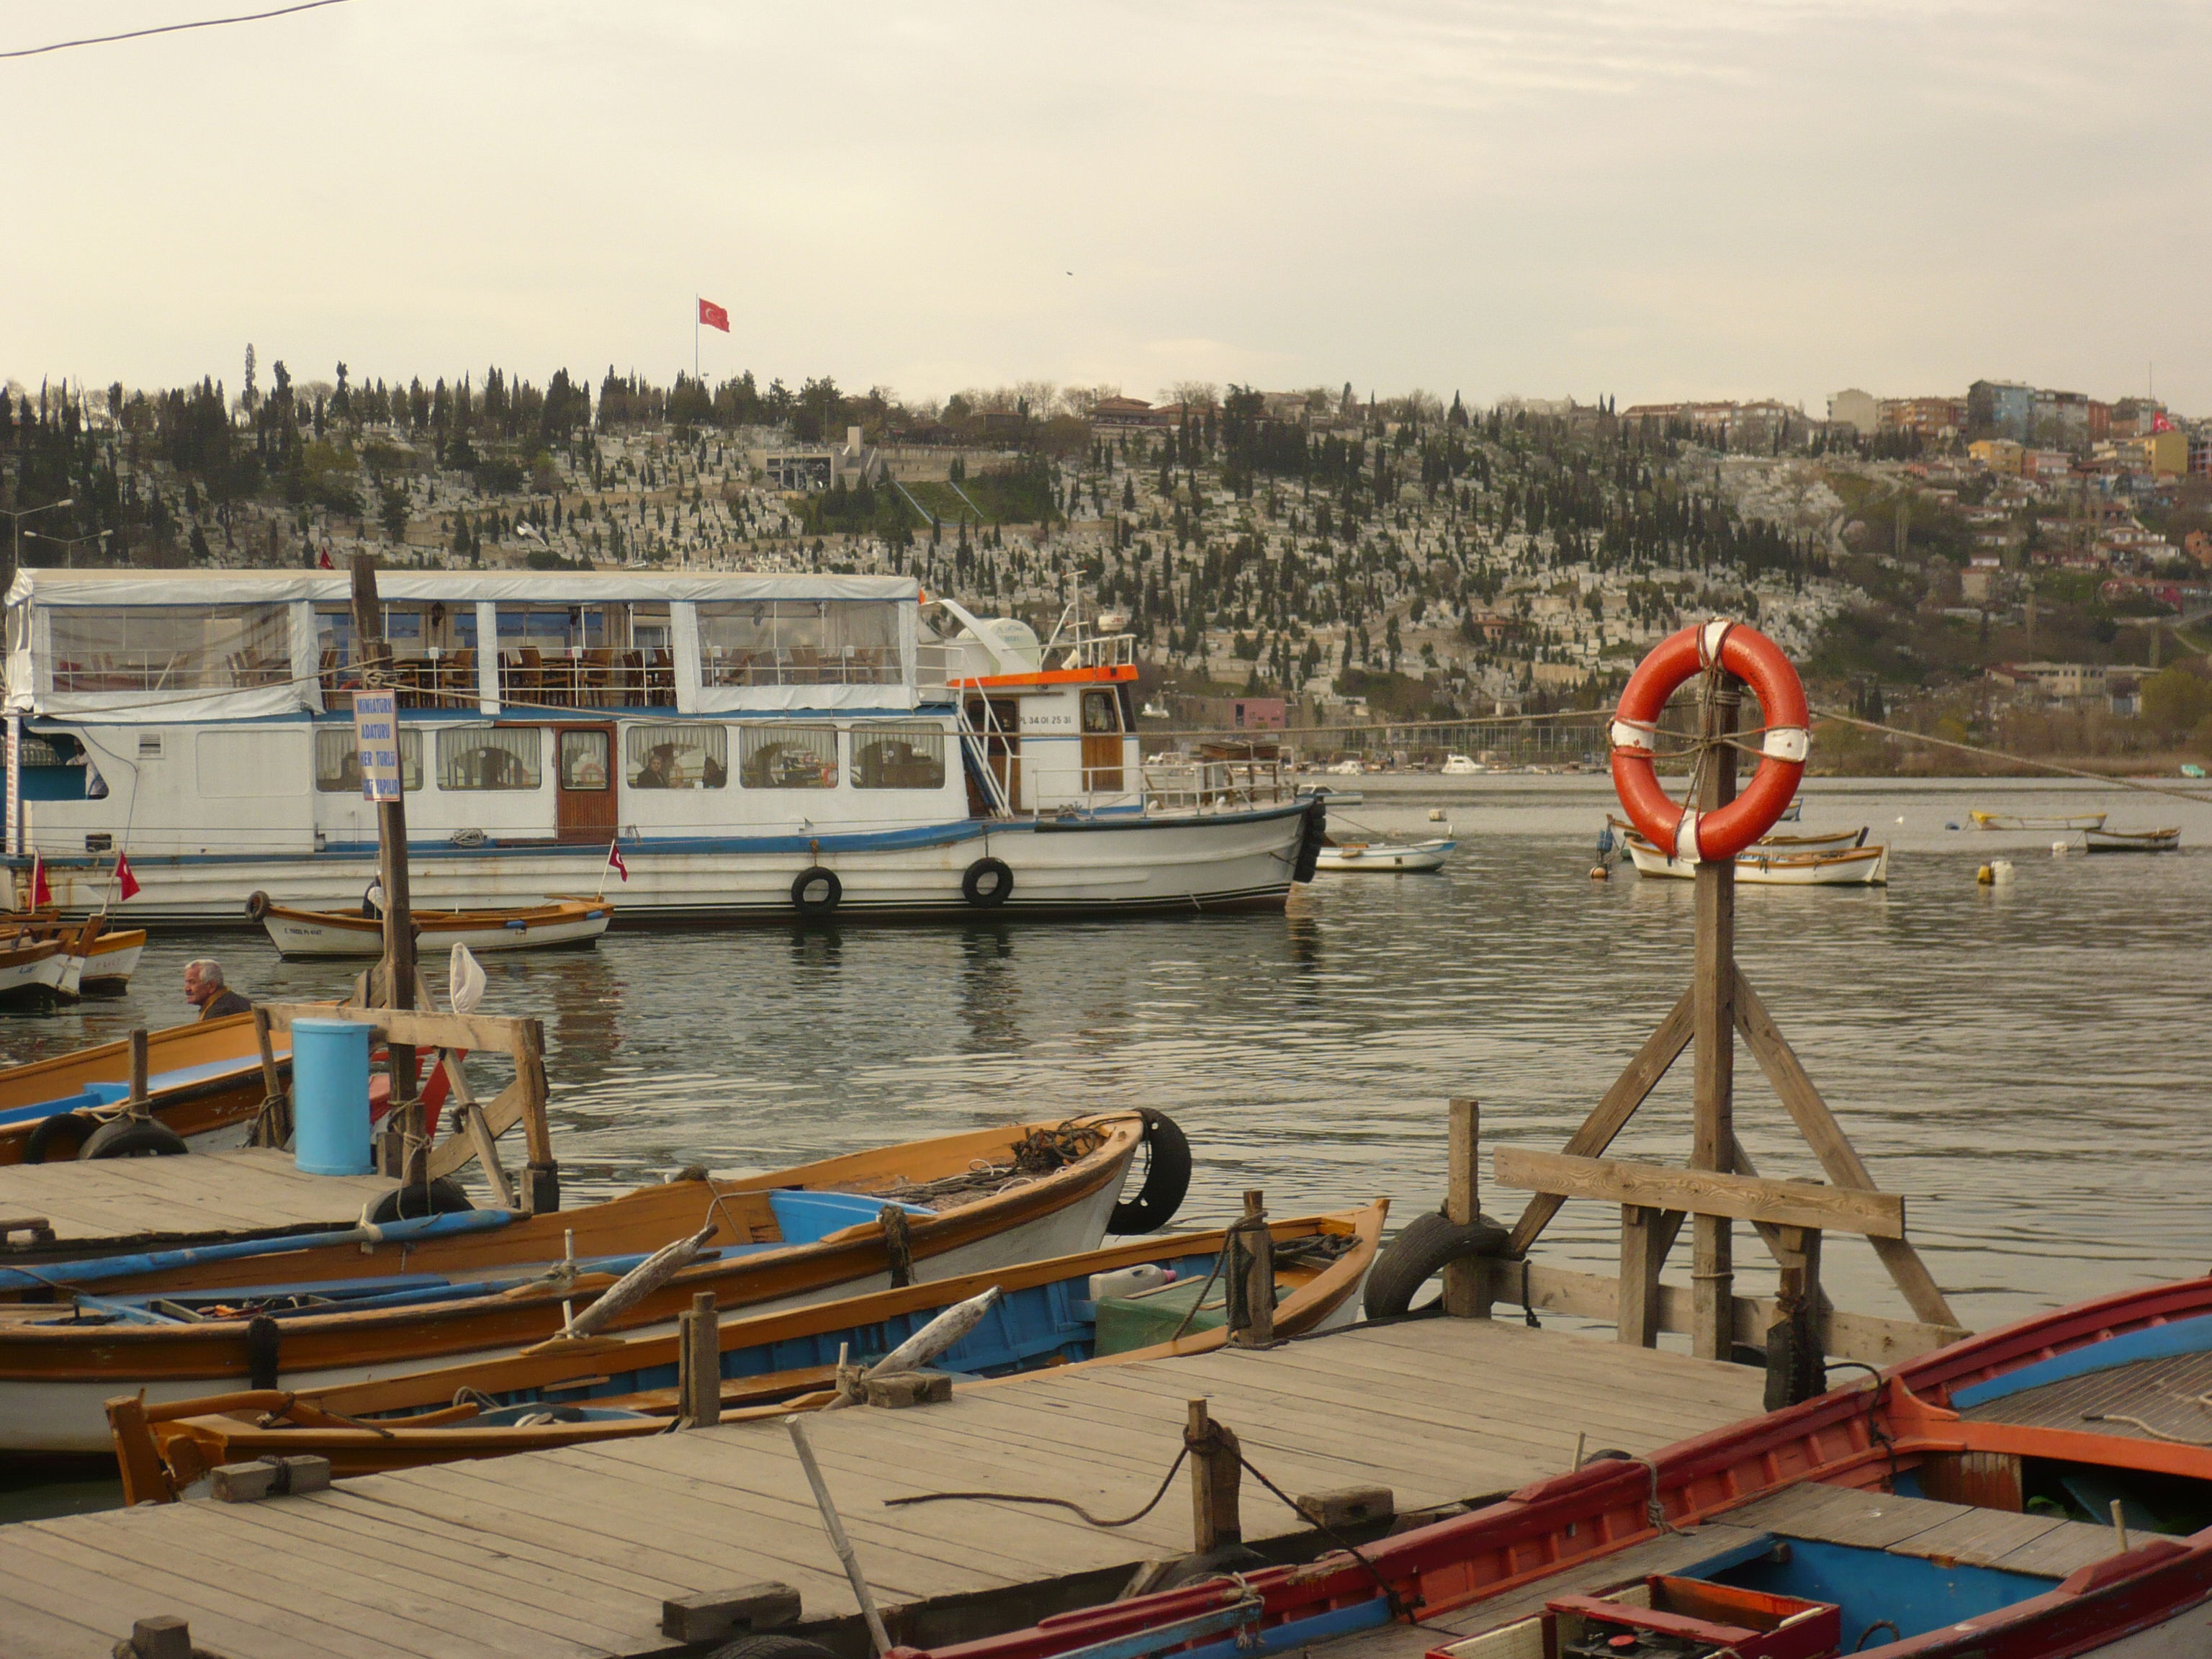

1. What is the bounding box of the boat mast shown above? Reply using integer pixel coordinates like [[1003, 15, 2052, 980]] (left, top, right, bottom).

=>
[[349, 556, 422, 1179]]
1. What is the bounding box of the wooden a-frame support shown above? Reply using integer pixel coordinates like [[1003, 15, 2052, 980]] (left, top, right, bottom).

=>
[[1494, 669, 1958, 1363]]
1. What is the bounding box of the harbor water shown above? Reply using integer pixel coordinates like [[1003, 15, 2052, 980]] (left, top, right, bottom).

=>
[[9, 775, 2211, 1349]]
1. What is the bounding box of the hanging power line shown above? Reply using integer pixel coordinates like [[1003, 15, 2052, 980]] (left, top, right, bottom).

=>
[[1812, 707, 2212, 807], [0, 0, 353, 60]]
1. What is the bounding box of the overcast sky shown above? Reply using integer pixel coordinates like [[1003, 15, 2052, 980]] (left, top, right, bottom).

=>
[[4, 1, 2206, 413]]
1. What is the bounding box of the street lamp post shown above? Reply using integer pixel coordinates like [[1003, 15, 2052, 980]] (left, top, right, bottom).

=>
[[24, 529, 111, 568], [1, 498, 76, 587]]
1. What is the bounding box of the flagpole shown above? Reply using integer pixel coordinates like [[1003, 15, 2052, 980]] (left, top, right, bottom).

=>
[[596, 842, 611, 900], [693, 295, 699, 385]]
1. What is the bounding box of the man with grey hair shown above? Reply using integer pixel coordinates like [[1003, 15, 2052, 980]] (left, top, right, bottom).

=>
[[184, 959, 251, 1021]]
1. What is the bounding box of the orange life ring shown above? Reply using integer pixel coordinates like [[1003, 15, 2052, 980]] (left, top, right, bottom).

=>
[[1609, 621, 1809, 863]]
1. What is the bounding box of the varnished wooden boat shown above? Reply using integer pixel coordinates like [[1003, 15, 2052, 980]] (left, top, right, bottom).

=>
[[0, 911, 147, 999], [1971, 809, 2107, 832], [1611, 815, 1868, 853], [109, 1200, 1382, 1496], [0, 937, 68, 1012], [0, 1112, 1161, 1452], [1625, 835, 1889, 886], [2083, 827, 2180, 853], [251, 891, 613, 957], [0, 1011, 285, 1161], [900, 1275, 2212, 1659]]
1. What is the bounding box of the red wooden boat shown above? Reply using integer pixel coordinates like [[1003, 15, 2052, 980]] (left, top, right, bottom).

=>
[[886, 1277, 2212, 1659]]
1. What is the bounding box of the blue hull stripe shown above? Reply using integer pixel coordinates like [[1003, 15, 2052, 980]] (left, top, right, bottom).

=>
[[1951, 1313, 2212, 1409]]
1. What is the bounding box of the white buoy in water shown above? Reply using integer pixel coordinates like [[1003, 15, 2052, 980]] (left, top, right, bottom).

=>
[[1977, 859, 2016, 886], [1428, 808, 1447, 822], [2052, 840, 2069, 857]]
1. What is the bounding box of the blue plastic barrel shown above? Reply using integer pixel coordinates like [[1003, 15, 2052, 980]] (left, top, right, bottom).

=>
[[292, 1017, 374, 1176]]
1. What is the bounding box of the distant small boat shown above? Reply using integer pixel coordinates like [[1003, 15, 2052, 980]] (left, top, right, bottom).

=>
[[1314, 837, 1456, 873], [1441, 753, 1483, 775], [1609, 817, 1866, 854], [250, 893, 613, 958], [1624, 835, 1889, 886], [2182, 763, 2206, 779], [2084, 826, 2180, 853], [1971, 809, 2107, 832]]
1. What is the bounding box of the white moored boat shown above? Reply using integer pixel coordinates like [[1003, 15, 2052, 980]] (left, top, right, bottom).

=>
[[1440, 753, 1482, 775], [1623, 834, 1889, 886], [253, 894, 613, 958], [1313, 837, 1456, 873], [1, 572, 1321, 923], [1609, 814, 1866, 855], [0, 939, 68, 1012], [1970, 809, 2106, 832]]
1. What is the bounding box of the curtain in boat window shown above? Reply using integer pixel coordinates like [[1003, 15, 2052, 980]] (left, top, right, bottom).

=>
[[737, 724, 837, 788], [850, 721, 946, 789], [436, 726, 543, 790], [697, 601, 899, 687], [48, 606, 290, 693], [315, 726, 423, 791], [624, 724, 727, 788]]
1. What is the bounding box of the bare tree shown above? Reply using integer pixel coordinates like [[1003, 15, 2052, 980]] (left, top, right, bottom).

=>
[[1169, 380, 1220, 412]]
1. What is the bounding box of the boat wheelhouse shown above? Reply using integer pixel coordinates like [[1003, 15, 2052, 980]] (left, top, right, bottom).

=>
[[3, 570, 1320, 923]]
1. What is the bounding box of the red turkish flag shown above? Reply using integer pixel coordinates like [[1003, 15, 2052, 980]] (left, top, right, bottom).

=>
[[29, 854, 50, 909], [698, 297, 730, 333], [2152, 412, 2175, 433], [115, 850, 140, 902], [607, 842, 629, 883]]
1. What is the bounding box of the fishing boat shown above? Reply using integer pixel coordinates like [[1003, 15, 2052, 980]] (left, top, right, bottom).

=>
[[0, 1011, 286, 1160], [1, 570, 1318, 922], [0, 910, 148, 999], [1314, 837, 1457, 873], [250, 891, 613, 957], [108, 1198, 1380, 1496], [1610, 816, 1868, 854], [2083, 827, 2181, 853], [0, 1110, 1174, 1452], [883, 1272, 2212, 1659], [0, 936, 68, 1012], [1442, 754, 1483, 775], [1971, 810, 2108, 832], [1623, 834, 1889, 886]]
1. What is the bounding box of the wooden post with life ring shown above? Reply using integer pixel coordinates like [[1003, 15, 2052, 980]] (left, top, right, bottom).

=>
[[1491, 620, 1960, 1376]]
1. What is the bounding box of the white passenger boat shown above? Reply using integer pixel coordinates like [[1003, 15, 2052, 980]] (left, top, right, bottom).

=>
[[252, 894, 613, 957], [1440, 753, 1482, 775], [1623, 834, 1889, 886], [1, 572, 1321, 922], [1313, 837, 1456, 873]]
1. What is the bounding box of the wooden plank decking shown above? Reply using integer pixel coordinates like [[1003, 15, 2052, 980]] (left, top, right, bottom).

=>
[[0, 1148, 396, 1248], [0, 1316, 1770, 1659]]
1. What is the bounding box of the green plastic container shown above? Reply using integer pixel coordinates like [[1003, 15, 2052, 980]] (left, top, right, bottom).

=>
[[1093, 1277, 1282, 1357]]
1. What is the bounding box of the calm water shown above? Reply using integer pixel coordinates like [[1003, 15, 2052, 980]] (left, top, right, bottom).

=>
[[14, 775, 2212, 1348]]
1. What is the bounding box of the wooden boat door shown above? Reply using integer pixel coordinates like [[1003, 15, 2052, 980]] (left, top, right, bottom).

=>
[[963, 698, 1022, 813], [1080, 688, 1124, 794], [554, 724, 617, 845]]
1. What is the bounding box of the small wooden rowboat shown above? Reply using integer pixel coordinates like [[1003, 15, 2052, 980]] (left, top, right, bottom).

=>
[[1624, 835, 1889, 886], [0, 1012, 287, 1161], [0, 911, 147, 1001], [0, 1112, 1166, 1452], [1971, 809, 2107, 832], [108, 1200, 1382, 1496], [0, 938, 68, 1012], [1610, 816, 1867, 853], [1314, 837, 1457, 873], [248, 891, 613, 957], [888, 1273, 2212, 1659], [2083, 826, 2180, 853]]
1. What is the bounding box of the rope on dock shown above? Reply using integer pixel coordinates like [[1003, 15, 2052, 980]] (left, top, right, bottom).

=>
[[884, 1445, 1190, 1528]]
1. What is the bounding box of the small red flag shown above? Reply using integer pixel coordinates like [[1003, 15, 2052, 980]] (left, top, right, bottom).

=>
[[698, 297, 730, 333], [607, 842, 629, 883], [29, 854, 50, 909], [2152, 412, 2175, 433], [318, 547, 335, 570], [115, 851, 140, 902]]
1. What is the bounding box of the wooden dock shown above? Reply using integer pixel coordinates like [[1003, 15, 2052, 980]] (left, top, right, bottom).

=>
[[0, 1148, 395, 1252], [0, 1315, 1768, 1659]]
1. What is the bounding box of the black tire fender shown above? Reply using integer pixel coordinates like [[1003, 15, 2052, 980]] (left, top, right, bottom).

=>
[[81, 1117, 190, 1159], [706, 1637, 842, 1659], [961, 855, 1014, 908], [23, 1112, 91, 1165], [1292, 800, 1327, 884], [369, 1177, 475, 1223], [245, 889, 272, 922], [791, 867, 842, 913], [1362, 1205, 1509, 1320], [1110, 1108, 1192, 1234]]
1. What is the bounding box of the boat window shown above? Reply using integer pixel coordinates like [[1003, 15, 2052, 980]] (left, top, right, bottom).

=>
[[1082, 691, 1121, 734], [697, 600, 900, 687], [624, 724, 727, 789], [497, 605, 608, 651], [315, 726, 423, 792], [49, 605, 291, 693], [558, 730, 611, 791], [315, 604, 480, 711], [436, 727, 544, 791], [850, 722, 946, 789], [737, 724, 838, 788]]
